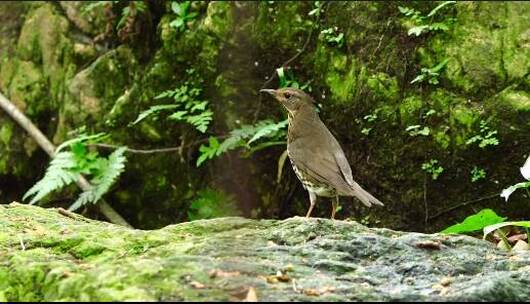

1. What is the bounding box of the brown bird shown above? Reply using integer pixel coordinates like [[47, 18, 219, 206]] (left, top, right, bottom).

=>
[[260, 87, 384, 219]]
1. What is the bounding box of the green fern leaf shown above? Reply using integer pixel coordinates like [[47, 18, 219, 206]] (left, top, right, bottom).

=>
[[23, 152, 80, 205], [247, 119, 288, 145], [69, 147, 127, 211], [131, 104, 179, 125]]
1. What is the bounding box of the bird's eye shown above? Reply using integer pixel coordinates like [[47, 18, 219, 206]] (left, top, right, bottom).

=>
[[284, 93, 292, 99]]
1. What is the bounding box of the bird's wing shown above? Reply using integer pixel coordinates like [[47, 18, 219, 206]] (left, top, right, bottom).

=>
[[288, 137, 353, 194], [290, 133, 384, 207]]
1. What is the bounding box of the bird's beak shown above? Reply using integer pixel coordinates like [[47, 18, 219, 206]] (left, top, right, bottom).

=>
[[260, 89, 277, 98]]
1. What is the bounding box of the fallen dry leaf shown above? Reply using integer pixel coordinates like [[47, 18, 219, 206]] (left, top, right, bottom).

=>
[[209, 269, 241, 279], [440, 277, 452, 287], [415, 240, 442, 250], [303, 288, 320, 296], [243, 287, 258, 302], [302, 286, 336, 297], [189, 281, 206, 289]]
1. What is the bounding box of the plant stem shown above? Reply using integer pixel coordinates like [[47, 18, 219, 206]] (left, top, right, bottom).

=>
[[0, 91, 132, 228]]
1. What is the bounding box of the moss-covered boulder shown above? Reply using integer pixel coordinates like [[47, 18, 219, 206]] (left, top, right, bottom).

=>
[[0, 2, 529, 233], [1, 202, 529, 301]]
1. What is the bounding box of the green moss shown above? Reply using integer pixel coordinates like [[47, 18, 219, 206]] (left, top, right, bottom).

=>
[[399, 95, 423, 125], [252, 2, 310, 50], [432, 130, 451, 150], [202, 2, 234, 39], [7, 60, 46, 113], [0, 124, 13, 146], [499, 90, 530, 112], [366, 72, 400, 102]]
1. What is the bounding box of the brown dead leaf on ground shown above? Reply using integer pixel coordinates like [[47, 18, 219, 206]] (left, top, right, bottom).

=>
[[415, 240, 442, 250], [243, 287, 258, 302], [189, 281, 206, 289], [209, 269, 241, 279]]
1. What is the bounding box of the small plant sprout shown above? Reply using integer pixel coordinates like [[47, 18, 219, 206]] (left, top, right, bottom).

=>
[[500, 155, 530, 202], [169, 1, 198, 31], [422, 159, 444, 180], [320, 27, 345, 47], [470, 166, 487, 183]]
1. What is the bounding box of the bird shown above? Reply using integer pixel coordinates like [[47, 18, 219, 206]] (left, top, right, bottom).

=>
[[260, 87, 384, 219]]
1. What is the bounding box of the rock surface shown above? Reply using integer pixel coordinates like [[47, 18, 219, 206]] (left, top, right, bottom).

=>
[[1, 202, 529, 301]]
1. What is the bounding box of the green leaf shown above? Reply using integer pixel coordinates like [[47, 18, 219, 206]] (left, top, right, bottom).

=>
[[441, 209, 506, 234], [131, 104, 179, 125], [247, 119, 288, 145], [23, 152, 80, 205], [69, 147, 127, 211], [197, 137, 220, 167], [410, 74, 425, 84], [483, 221, 530, 239], [408, 25, 429, 36], [56, 133, 108, 153], [277, 149, 289, 183], [427, 1, 456, 18]]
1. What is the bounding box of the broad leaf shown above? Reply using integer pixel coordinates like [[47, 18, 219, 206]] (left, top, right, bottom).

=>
[[441, 209, 506, 234]]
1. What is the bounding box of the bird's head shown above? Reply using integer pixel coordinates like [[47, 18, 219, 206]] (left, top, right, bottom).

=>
[[260, 88, 316, 115]]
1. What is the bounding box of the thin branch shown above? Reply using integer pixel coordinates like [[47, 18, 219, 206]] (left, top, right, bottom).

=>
[[423, 173, 428, 227], [91, 134, 231, 155], [0, 91, 132, 228], [92, 143, 182, 154], [427, 193, 499, 221]]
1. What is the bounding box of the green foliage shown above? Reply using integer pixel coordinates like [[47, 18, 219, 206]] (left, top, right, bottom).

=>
[[82, 1, 147, 30], [23, 152, 79, 205], [169, 1, 198, 32], [117, 1, 147, 30], [23, 134, 127, 211], [470, 166, 486, 183], [308, 1, 323, 17], [440, 209, 506, 234], [196, 120, 288, 167], [411, 59, 449, 85], [406, 125, 431, 137], [500, 155, 530, 201], [69, 147, 127, 211], [132, 69, 213, 133], [320, 27, 344, 48], [187, 188, 240, 221], [465, 120, 500, 149], [399, 1, 456, 37], [421, 159, 444, 180], [360, 113, 378, 136], [276, 67, 312, 91]]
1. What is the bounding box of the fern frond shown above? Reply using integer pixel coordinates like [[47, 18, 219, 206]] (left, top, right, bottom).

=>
[[56, 133, 108, 153], [247, 119, 288, 144], [69, 147, 127, 211], [23, 152, 80, 205], [131, 104, 179, 125]]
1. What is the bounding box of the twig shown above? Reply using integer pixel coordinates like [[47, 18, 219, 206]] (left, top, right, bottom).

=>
[[0, 91, 132, 228], [90, 135, 230, 155], [423, 173, 428, 227], [57, 207, 90, 222], [427, 193, 499, 221], [92, 143, 182, 154], [19, 236, 25, 251]]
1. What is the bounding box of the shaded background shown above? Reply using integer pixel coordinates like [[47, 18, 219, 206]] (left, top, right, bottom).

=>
[[0, 1, 529, 232]]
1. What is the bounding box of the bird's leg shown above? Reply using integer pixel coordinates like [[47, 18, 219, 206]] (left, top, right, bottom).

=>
[[305, 191, 317, 218], [331, 195, 340, 219]]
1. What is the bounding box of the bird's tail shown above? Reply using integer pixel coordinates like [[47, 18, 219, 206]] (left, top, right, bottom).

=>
[[350, 183, 384, 207]]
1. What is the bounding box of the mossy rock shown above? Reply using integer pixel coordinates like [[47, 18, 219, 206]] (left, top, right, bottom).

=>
[[1, 203, 530, 301]]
